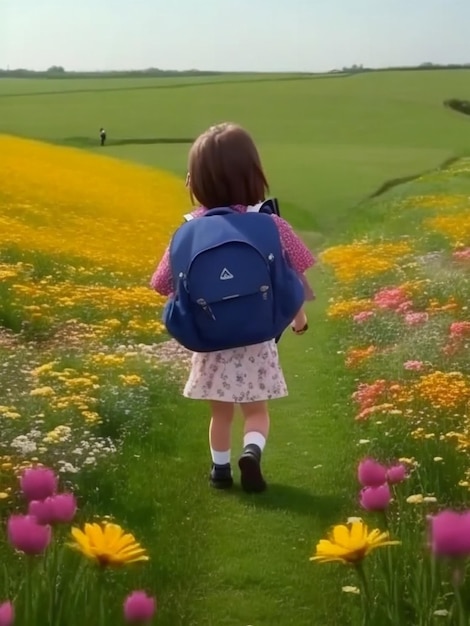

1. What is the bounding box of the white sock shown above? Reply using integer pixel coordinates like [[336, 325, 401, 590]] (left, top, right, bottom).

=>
[[243, 432, 266, 451], [211, 449, 231, 466]]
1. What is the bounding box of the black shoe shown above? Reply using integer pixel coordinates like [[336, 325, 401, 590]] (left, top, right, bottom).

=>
[[238, 444, 267, 493], [210, 463, 233, 489]]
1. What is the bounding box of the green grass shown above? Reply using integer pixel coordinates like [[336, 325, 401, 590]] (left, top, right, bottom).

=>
[[1, 70, 470, 624]]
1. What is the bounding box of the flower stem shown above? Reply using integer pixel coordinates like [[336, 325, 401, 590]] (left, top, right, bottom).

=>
[[24, 556, 35, 625], [48, 540, 60, 625], [97, 567, 107, 625], [99, 595, 106, 625], [427, 556, 438, 622], [382, 507, 403, 623], [454, 582, 466, 626], [355, 563, 371, 626], [386, 546, 401, 624]]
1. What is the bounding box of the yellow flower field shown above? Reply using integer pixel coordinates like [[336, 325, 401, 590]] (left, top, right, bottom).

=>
[[0, 135, 189, 340], [426, 213, 470, 244], [0, 135, 188, 496], [1, 135, 187, 275], [398, 194, 470, 211], [320, 240, 412, 283]]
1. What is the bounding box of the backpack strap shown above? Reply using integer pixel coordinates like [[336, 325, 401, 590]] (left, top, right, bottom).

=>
[[246, 202, 264, 213], [184, 207, 236, 222], [247, 198, 280, 216], [183, 200, 279, 222], [203, 207, 237, 218]]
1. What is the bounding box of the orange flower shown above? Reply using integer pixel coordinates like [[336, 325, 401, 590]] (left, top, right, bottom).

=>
[[345, 346, 376, 368]]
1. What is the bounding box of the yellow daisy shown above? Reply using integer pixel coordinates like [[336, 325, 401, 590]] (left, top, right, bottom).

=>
[[310, 520, 399, 565], [70, 522, 149, 566]]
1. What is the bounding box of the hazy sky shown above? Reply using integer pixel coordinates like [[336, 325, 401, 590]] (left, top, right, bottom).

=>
[[1, 0, 469, 72]]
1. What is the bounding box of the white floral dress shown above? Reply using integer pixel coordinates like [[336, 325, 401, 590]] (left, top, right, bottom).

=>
[[183, 340, 288, 402]]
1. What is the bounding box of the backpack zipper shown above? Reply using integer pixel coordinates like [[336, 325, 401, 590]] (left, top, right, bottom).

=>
[[196, 298, 216, 320]]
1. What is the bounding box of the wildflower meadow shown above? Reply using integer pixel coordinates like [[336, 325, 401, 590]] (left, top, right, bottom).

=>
[[2, 68, 470, 626], [313, 158, 470, 624], [0, 135, 190, 624]]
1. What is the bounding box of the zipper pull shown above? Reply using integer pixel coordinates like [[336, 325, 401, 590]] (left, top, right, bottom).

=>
[[197, 298, 216, 320]]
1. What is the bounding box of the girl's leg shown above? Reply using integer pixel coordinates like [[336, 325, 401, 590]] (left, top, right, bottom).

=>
[[238, 401, 270, 493], [209, 400, 235, 489]]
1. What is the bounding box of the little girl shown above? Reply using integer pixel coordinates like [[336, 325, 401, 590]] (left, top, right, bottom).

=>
[[151, 122, 315, 493]]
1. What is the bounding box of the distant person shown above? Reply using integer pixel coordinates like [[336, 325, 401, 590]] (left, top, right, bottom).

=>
[[150, 122, 315, 494], [99, 128, 106, 146]]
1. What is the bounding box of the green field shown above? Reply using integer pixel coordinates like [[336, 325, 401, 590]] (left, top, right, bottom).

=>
[[2, 70, 470, 625], [2, 70, 469, 237]]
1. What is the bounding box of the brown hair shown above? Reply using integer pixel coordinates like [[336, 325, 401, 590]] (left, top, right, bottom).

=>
[[188, 122, 269, 208]]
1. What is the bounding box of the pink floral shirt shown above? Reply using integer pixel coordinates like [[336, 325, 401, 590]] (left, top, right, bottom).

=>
[[150, 205, 315, 296]]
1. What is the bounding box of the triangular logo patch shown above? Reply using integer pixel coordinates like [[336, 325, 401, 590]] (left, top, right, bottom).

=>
[[220, 268, 234, 280]]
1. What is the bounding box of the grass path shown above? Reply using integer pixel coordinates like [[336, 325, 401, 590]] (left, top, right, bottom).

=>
[[106, 172, 411, 622], [190, 281, 358, 626], [93, 270, 358, 625]]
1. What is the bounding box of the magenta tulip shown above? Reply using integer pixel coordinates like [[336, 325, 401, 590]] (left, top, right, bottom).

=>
[[429, 510, 470, 557], [7, 515, 51, 555], [360, 484, 392, 511], [29, 493, 77, 525], [0, 602, 14, 626], [28, 500, 53, 526], [20, 467, 57, 502], [124, 591, 156, 623], [387, 464, 407, 484], [49, 493, 77, 523], [357, 458, 387, 487]]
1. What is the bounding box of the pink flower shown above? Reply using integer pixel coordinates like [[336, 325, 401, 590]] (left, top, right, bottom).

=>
[[387, 464, 407, 484], [373, 287, 408, 311], [7, 515, 51, 555], [28, 493, 77, 525], [360, 484, 391, 511], [429, 510, 470, 557], [397, 300, 413, 313], [404, 312, 429, 326], [0, 602, 14, 626], [28, 500, 52, 526], [20, 467, 57, 502], [404, 360, 424, 371], [353, 311, 374, 324], [49, 493, 77, 523], [124, 591, 156, 624], [352, 380, 387, 411], [357, 458, 387, 487], [449, 321, 470, 338]]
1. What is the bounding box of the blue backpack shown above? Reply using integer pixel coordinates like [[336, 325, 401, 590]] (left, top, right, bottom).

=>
[[162, 205, 305, 352]]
